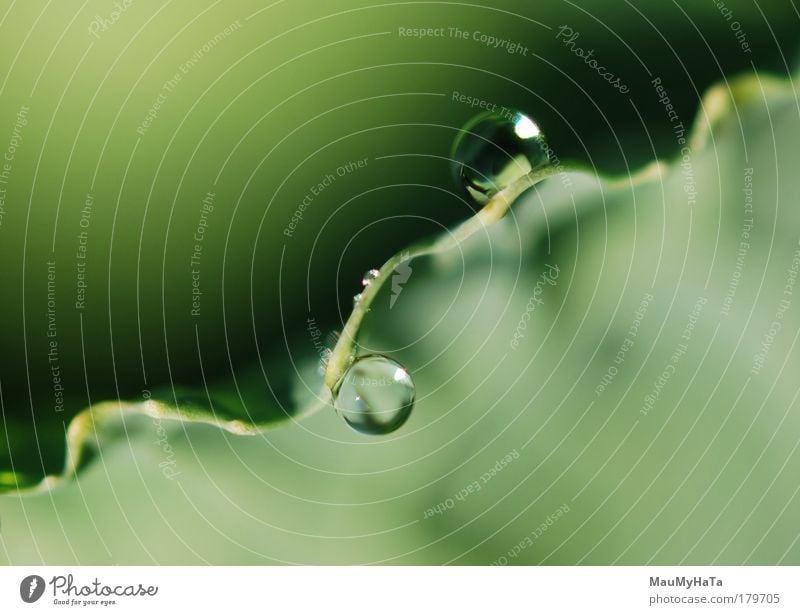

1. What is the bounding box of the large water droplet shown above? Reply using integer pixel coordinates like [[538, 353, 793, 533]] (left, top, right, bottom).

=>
[[452, 110, 550, 203], [334, 355, 415, 435]]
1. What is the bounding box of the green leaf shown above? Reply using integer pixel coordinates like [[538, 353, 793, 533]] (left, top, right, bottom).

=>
[[3, 69, 798, 565], [1, 351, 329, 493], [344, 71, 800, 564]]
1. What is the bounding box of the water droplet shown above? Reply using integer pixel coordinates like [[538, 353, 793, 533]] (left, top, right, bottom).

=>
[[452, 110, 550, 203], [362, 269, 380, 286], [334, 355, 415, 435], [353, 293, 362, 306]]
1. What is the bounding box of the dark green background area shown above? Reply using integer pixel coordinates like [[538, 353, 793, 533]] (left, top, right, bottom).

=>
[[0, 0, 798, 564]]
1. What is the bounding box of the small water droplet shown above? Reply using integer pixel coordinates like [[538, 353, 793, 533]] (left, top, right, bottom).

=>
[[353, 293, 362, 306], [452, 110, 550, 203], [334, 355, 415, 435], [362, 269, 380, 286]]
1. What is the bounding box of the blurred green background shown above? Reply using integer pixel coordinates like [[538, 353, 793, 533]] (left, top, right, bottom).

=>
[[1, 0, 799, 564]]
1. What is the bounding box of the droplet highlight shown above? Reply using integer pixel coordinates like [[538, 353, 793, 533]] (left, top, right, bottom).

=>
[[334, 355, 415, 435], [452, 110, 550, 203], [362, 269, 380, 286]]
